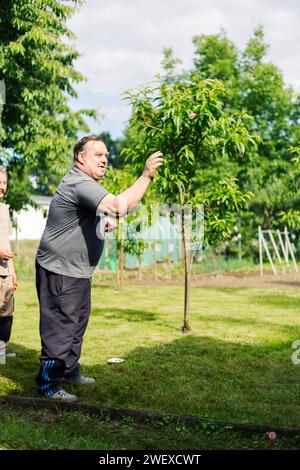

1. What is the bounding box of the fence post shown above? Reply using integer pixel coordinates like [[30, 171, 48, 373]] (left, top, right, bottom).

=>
[[258, 226, 263, 276]]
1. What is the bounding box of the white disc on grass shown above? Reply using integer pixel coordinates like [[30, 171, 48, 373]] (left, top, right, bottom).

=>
[[107, 357, 125, 364]]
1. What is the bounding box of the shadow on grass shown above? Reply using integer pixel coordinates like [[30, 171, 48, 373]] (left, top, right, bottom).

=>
[[2, 335, 300, 428], [92, 307, 158, 322], [191, 313, 300, 337], [0, 342, 40, 396], [21, 303, 38, 310], [265, 280, 300, 289], [71, 335, 300, 428], [201, 287, 249, 294], [90, 284, 115, 290], [250, 293, 300, 309]]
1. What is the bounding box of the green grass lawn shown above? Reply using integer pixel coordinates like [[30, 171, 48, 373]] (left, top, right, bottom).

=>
[[1, 280, 300, 449]]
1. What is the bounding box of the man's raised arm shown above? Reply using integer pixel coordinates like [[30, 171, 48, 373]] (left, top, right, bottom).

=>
[[97, 151, 163, 217]]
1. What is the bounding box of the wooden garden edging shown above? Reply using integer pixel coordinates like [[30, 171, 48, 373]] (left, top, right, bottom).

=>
[[1, 395, 300, 436]]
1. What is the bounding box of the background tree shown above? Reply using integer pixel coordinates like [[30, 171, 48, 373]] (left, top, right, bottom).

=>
[[100, 131, 127, 169], [102, 167, 132, 289], [0, 0, 94, 209], [123, 75, 257, 331], [125, 236, 149, 281], [279, 146, 300, 229], [103, 166, 153, 289], [161, 27, 300, 257]]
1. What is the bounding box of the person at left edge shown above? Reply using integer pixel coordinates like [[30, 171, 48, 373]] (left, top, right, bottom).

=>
[[0, 165, 18, 365]]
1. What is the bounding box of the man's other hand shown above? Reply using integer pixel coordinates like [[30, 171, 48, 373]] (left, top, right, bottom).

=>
[[0, 249, 16, 261]]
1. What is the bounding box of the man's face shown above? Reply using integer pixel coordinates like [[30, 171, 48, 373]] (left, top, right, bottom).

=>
[[78, 140, 108, 181], [0, 173, 7, 200]]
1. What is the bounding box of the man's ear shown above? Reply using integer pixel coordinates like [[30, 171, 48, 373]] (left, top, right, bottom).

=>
[[77, 151, 85, 164]]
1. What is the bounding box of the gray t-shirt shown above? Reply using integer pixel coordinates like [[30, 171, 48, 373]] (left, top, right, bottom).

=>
[[36, 166, 109, 278]]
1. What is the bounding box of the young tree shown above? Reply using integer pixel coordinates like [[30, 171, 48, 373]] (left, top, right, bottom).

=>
[[123, 75, 258, 331], [103, 166, 152, 289], [125, 237, 149, 281], [102, 167, 132, 289], [0, 0, 94, 210], [100, 131, 128, 169]]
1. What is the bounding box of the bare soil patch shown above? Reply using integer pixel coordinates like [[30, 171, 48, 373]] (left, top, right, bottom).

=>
[[95, 270, 300, 289]]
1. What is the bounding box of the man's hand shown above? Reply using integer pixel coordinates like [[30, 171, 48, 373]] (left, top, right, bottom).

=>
[[0, 249, 17, 261], [104, 217, 118, 233], [98, 152, 163, 218], [12, 274, 18, 291], [143, 151, 164, 179]]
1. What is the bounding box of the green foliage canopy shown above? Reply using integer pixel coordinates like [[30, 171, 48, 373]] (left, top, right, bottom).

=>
[[0, 0, 94, 209], [123, 75, 258, 243], [161, 27, 300, 240]]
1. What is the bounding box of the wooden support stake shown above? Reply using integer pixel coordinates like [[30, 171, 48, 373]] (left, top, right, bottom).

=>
[[284, 227, 289, 262], [268, 230, 284, 272], [261, 230, 277, 276], [277, 229, 289, 267], [285, 228, 298, 272]]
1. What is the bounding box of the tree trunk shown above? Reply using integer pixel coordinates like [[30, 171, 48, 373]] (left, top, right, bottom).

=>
[[182, 221, 191, 333], [116, 241, 120, 290], [119, 242, 124, 289], [168, 243, 172, 280], [179, 190, 192, 333], [153, 242, 157, 280], [179, 223, 185, 270], [138, 256, 143, 280]]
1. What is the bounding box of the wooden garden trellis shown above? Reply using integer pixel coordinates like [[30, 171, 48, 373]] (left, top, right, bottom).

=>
[[258, 226, 298, 276]]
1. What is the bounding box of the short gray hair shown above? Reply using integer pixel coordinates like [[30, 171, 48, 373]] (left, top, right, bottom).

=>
[[73, 135, 105, 162], [0, 165, 7, 176]]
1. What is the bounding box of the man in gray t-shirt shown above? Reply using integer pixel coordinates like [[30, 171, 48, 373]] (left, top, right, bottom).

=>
[[35, 135, 163, 401], [37, 166, 108, 278]]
